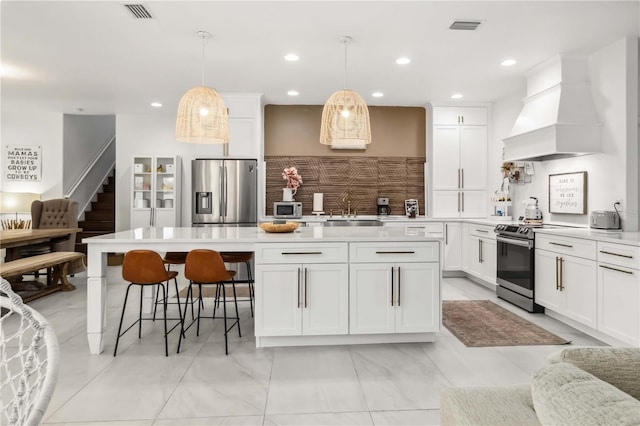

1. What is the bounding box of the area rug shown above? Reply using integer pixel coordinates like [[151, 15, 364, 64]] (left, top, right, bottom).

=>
[[442, 300, 571, 347]]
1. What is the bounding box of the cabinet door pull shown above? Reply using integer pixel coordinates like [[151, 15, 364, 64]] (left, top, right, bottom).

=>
[[297, 267, 301, 308], [304, 267, 308, 308], [390, 267, 395, 306], [458, 168, 461, 188], [376, 251, 415, 254], [461, 192, 464, 212], [559, 257, 564, 291], [549, 242, 573, 248], [599, 264, 633, 275], [445, 224, 449, 245], [282, 252, 323, 255], [397, 266, 401, 307], [599, 250, 633, 259], [457, 192, 461, 212], [461, 169, 464, 189], [555, 256, 559, 290], [480, 239, 483, 263]]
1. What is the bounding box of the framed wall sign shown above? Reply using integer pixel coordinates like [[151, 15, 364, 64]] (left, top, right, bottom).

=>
[[548, 171, 587, 214], [4, 145, 42, 182]]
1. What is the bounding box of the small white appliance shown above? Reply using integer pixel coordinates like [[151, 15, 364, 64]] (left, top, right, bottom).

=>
[[590, 211, 620, 229], [274, 201, 303, 219]]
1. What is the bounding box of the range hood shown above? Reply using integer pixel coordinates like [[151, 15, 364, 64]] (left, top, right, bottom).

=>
[[503, 55, 602, 162]]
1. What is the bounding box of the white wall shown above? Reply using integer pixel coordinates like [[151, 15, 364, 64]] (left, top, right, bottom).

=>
[[115, 113, 227, 231], [63, 114, 115, 192], [1, 108, 63, 199], [491, 37, 638, 230]]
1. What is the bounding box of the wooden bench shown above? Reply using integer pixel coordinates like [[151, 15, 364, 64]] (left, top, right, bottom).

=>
[[1, 252, 85, 301]]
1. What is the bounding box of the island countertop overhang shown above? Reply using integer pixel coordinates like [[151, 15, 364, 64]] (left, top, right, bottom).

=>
[[83, 225, 443, 245]]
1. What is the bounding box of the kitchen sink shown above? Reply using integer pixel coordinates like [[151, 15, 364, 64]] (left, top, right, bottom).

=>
[[323, 219, 383, 227]]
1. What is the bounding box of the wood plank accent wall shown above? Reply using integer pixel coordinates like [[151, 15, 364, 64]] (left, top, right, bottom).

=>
[[266, 156, 425, 216]]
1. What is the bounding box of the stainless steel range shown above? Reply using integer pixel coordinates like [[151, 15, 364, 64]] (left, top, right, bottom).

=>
[[494, 224, 545, 313]]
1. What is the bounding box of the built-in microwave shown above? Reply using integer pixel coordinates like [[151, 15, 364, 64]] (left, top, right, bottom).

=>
[[273, 202, 303, 219]]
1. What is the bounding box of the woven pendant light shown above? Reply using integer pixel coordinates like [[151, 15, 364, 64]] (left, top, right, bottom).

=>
[[320, 36, 371, 147], [176, 31, 229, 144]]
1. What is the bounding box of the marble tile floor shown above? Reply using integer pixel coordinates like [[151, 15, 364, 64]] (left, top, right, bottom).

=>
[[15, 267, 605, 426]]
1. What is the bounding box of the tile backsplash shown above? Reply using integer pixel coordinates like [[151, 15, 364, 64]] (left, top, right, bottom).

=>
[[265, 156, 425, 216]]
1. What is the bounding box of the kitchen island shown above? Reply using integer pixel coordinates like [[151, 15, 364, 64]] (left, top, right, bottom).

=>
[[84, 226, 442, 354]]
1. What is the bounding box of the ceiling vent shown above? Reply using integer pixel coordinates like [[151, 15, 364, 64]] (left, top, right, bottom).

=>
[[123, 3, 153, 19], [449, 20, 482, 30]]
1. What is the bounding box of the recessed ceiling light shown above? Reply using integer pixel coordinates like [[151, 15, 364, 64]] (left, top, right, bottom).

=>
[[372, 92, 384, 98], [287, 90, 299, 96], [395, 57, 411, 65], [284, 53, 299, 62], [500, 59, 517, 67], [151, 102, 163, 108], [451, 93, 464, 99]]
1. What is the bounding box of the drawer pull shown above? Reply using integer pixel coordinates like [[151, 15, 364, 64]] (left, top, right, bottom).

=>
[[476, 229, 489, 233], [599, 250, 633, 259], [549, 242, 573, 248], [397, 266, 401, 307], [376, 251, 415, 254], [390, 267, 395, 306], [304, 267, 308, 308], [599, 264, 633, 275], [559, 257, 564, 291], [297, 267, 301, 308], [282, 252, 323, 255]]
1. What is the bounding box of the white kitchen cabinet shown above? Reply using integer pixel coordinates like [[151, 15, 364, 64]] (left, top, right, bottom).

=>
[[443, 222, 462, 270], [597, 242, 640, 346], [131, 156, 181, 228], [196, 94, 263, 158], [254, 243, 349, 337], [432, 106, 487, 218], [349, 242, 440, 335], [535, 235, 597, 329], [463, 224, 496, 285], [432, 106, 488, 126], [432, 191, 487, 218]]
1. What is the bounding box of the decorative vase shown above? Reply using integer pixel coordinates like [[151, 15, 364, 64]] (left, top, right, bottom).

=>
[[282, 188, 296, 201]]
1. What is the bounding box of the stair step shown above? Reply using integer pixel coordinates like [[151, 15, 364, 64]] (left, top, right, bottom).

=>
[[97, 192, 114, 203], [79, 220, 114, 231], [85, 210, 114, 221], [102, 183, 115, 193], [91, 202, 113, 211]]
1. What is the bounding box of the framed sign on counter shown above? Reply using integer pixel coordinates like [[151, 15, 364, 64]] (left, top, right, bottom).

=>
[[548, 171, 587, 214]]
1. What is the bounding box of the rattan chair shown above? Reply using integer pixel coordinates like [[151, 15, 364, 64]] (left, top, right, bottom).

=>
[[0, 278, 59, 426], [114, 250, 184, 356], [178, 249, 241, 355]]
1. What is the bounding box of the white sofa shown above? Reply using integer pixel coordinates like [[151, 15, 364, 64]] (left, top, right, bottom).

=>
[[440, 347, 640, 425]]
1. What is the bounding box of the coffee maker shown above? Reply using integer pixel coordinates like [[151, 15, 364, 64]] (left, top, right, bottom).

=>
[[377, 197, 391, 215]]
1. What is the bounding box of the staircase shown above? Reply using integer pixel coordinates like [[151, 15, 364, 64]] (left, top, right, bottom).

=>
[[75, 174, 115, 255]]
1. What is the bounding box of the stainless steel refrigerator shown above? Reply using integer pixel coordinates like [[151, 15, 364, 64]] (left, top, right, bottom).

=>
[[192, 159, 257, 226]]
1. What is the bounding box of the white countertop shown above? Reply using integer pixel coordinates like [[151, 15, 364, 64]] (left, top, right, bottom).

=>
[[83, 225, 443, 244], [533, 227, 640, 246]]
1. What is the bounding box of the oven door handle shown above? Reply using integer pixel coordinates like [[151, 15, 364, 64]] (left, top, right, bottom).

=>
[[497, 235, 533, 249]]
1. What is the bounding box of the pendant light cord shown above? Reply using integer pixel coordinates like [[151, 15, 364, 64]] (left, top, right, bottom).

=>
[[343, 39, 348, 90], [201, 33, 206, 86]]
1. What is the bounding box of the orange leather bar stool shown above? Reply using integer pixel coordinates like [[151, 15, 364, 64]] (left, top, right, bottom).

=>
[[114, 250, 184, 357], [153, 252, 200, 321], [178, 249, 241, 355], [220, 252, 255, 317]]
